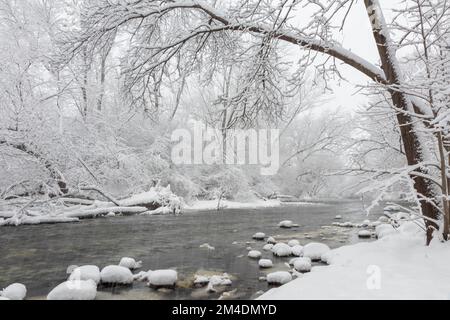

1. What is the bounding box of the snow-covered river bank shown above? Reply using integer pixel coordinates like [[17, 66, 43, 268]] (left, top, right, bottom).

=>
[[0, 201, 384, 300]]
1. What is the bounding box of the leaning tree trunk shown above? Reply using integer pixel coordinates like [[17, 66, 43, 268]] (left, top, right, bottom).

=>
[[364, 0, 440, 244]]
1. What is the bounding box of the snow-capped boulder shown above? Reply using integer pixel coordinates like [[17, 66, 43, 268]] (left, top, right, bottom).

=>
[[252, 232, 266, 240], [266, 272, 292, 285], [193, 275, 210, 287], [100, 265, 133, 285], [362, 220, 371, 227], [147, 270, 178, 288], [321, 251, 334, 265], [263, 244, 274, 251], [66, 265, 79, 274], [358, 230, 372, 239], [248, 250, 262, 259], [278, 220, 294, 228], [302, 243, 330, 261], [47, 280, 97, 300], [293, 257, 312, 273], [133, 271, 149, 282], [69, 265, 100, 284], [207, 274, 232, 292], [378, 216, 390, 223], [288, 239, 300, 247], [119, 257, 142, 270], [335, 215, 342, 220], [258, 259, 273, 269], [1, 283, 26, 300], [375, 223, 396, 239], [291, 245, 303, 257], [272, 243, 292, 257], [370, 221, 382, 228], [267, 237, 277, 244]]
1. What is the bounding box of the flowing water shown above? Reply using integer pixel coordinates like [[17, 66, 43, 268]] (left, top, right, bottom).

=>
[[0, 200, 386, 300]]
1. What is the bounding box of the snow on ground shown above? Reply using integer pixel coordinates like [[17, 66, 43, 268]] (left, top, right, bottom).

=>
[[183, 199, 281, 211], [259, 220, 450, 300], [47, 280, 97, 300], [0, 283, 27, 300]]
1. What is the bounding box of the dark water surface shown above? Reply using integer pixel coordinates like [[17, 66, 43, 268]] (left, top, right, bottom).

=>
[[0, 201, 384, 300]]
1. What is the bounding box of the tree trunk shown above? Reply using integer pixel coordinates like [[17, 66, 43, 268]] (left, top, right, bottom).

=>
[[364, 0, 440, 244]]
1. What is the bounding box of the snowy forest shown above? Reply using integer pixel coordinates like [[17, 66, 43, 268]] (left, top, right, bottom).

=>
[[1, 0, 450, 302]]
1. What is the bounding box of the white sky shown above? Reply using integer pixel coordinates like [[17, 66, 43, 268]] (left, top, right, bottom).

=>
[[305, 0, 403, 112]]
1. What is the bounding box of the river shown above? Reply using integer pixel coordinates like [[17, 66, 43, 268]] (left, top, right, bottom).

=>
[[0, 200, 385, 300]]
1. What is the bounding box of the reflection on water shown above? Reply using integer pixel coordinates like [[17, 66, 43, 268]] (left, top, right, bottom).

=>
[[0, 201, 384, 300]]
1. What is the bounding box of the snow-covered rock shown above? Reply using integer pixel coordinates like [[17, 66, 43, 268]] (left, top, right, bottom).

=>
[[263, 244, 274, 251], [193, 275, 210, 287], [252, 232, 266, 240], [272, 243, 292, 257], [378, 216, 390, 223], [293, 257, 312, 273], [321, 251, 334, 265], [207, 274, 232, 292], [278, 220, 294, 228], [266, 272, 292, 285], [119, 257, 142, 270], [362, 220, 371, 227], [200, 243, 215, 251], [335, 215, 343, 220], [1, 283, 26, 300], [267, 237, 277, 244], [258, 259, 273, 269], [133, 271, 149, 282], [288, 239, 300, 247], [100, 265, 133, 284], [375, 224, 396, 239], [248, 250, 262, 259], [66, 265, 79, 275], [47, 280, 97, 300], [291, 245, 303, 257], [358, 230, 372, 239], [302, 243, 330, 261], [147, 270, 178, 287], [69, 265, 100, 284]]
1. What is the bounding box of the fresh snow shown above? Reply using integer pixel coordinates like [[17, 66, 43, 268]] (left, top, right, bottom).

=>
[[260, 220, 450, 300], [291, 245, 304, 257], [293, 257, 312, 273], [0, 283, 27, 300], [100, 265, 133, 284], [68, 265, 101, 284], [119, 257, 142, 270], [272, 243, 292, 257], [252, 232, 266, 240], [248, 250, 262, 259], [258, 259, 273, 268], [47, 280, 97, 300], [147, 270, 178, 287], [302, 243, 330, 261], [266, 272, 292, 285], [288, 240, 300, 247]]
